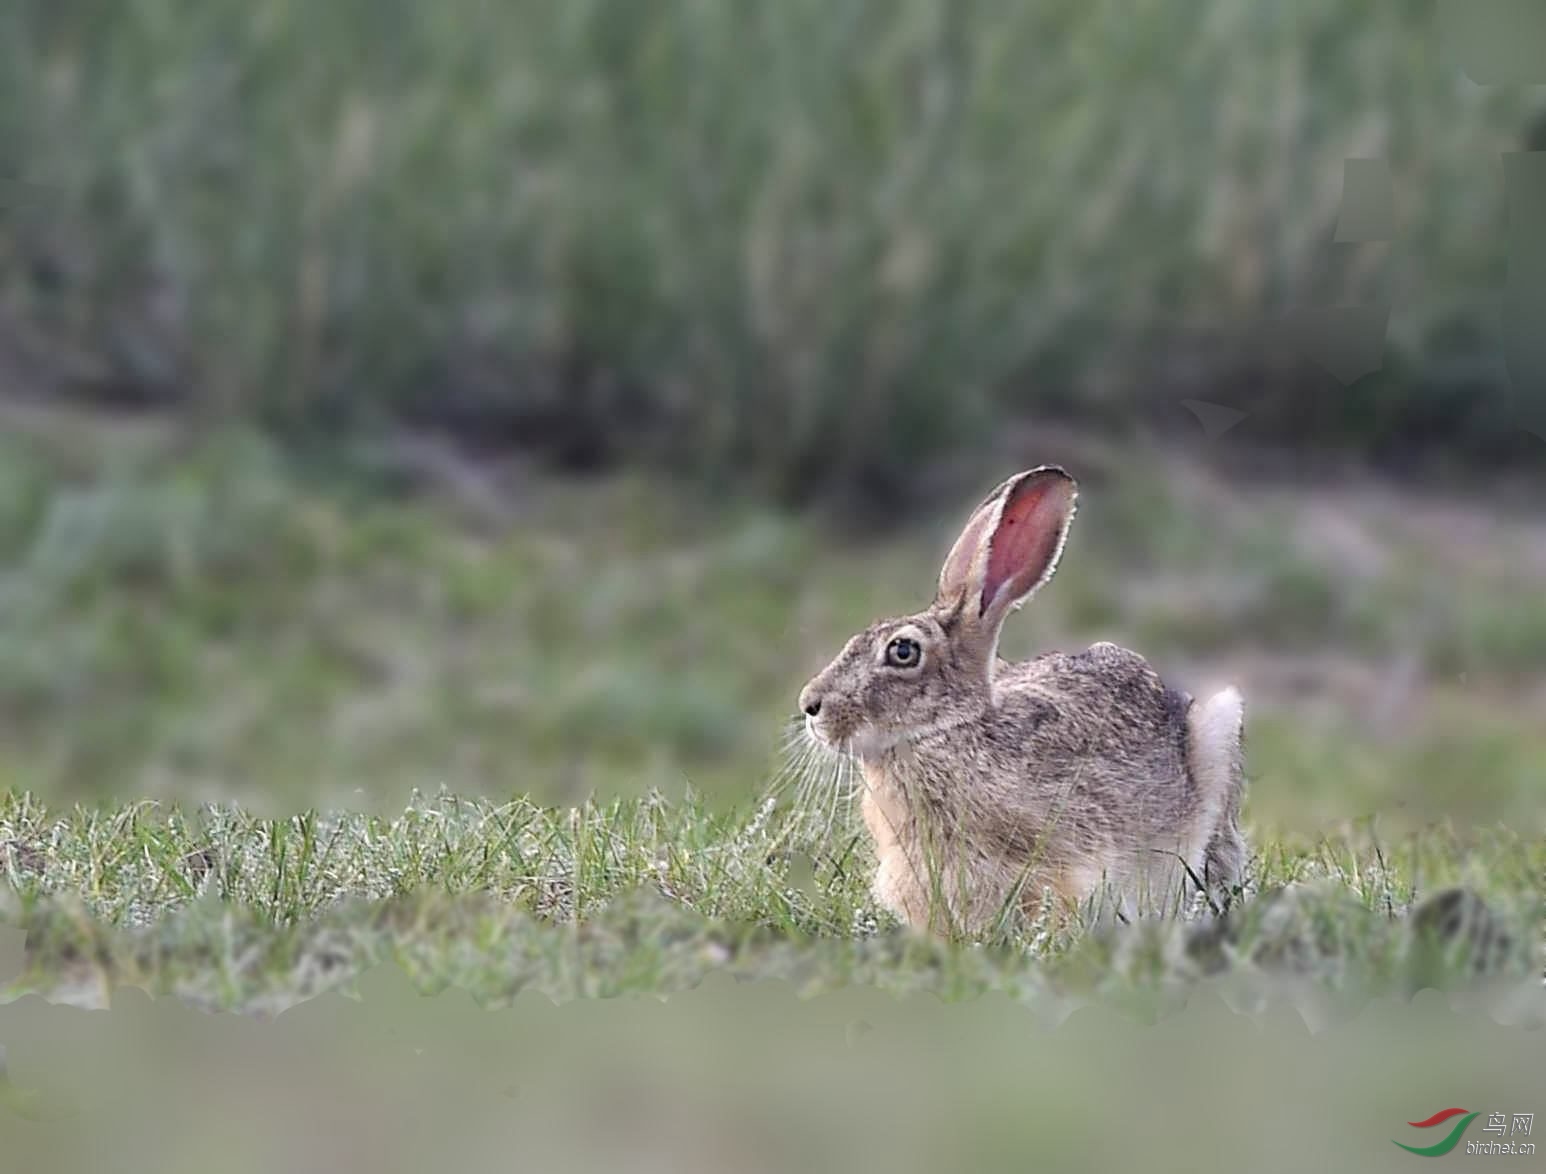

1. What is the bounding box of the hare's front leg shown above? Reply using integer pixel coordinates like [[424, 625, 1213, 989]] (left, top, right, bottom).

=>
[[859, 784, 931, 929]]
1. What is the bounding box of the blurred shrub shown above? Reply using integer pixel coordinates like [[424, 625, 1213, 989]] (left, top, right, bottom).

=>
[[0, 0, 1539, 505]]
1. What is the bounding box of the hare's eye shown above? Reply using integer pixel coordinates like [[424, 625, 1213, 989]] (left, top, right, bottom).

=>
[[885, 637, 921, 668]]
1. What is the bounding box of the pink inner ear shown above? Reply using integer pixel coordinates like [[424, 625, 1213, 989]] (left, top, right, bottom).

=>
[[980, 475, 1072, 616]]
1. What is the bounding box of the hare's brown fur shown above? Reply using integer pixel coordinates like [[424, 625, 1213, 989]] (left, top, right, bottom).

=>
[[799, 467, 1248, 938]]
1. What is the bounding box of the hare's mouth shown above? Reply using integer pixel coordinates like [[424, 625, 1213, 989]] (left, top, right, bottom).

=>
[[804, 716, 898, 762], [802, 713, 839, 750]]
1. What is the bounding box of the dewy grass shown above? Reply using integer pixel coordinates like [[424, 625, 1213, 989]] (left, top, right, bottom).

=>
[[0, 787, 1539, 1019]]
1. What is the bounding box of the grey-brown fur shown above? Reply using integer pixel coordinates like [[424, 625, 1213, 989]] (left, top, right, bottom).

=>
[[797, 466, 1249, 938]]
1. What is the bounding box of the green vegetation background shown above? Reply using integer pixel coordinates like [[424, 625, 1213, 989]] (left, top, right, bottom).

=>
[[3, 0, 1542, 506]]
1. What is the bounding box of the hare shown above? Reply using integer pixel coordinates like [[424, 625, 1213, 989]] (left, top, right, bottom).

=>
[[796, 466, 1248, 938]]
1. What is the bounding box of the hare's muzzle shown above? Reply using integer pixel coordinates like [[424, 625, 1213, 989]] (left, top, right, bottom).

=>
[[797, 681, 836, 747], [798, 685, 822, 718]]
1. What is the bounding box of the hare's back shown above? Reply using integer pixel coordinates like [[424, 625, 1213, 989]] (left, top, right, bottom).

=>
[[997, 641, 1193, 774]]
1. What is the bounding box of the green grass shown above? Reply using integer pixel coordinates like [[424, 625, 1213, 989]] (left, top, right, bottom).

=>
[[0, 412, 1540, 1021], [0, 788, 1539, 1019]]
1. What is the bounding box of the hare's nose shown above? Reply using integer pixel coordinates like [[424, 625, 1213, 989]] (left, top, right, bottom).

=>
[[798, 686, 822, 717]]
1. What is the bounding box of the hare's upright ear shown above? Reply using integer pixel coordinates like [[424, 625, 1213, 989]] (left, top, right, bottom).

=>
[[935, 466, 1077, 649]]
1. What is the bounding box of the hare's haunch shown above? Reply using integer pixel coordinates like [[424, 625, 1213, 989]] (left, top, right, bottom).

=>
[[797, 466, 1248, 937]]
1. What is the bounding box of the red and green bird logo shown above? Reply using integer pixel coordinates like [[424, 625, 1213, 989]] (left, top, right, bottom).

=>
[[1392, 1108, 1479, 1156]]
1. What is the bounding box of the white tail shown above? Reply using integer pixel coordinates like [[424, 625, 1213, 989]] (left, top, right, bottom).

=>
[[1182, 686, 1245, 882]]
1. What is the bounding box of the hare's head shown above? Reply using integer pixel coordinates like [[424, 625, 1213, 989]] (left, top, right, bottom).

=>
[[798, 466, 1078, 760]]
